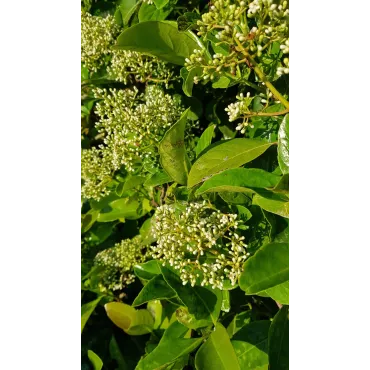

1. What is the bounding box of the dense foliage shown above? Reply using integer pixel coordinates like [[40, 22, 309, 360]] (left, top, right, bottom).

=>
[[81, 0, 289, 369]]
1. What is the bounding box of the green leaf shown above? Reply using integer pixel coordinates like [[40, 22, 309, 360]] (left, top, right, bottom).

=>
[[227, 311, 252, 337], [153, 0, 169, 9], [253, 194, 289, 218], [138, 2, 172, 22], [195, 124, 215, 157], [277, 114, 289, 175], [160, 266, 222, 326], [118, 0, 139, 26], [195, 168, 281, 196], [274, 227, 289, 243], [159, 108, 190, 185], [136, 321, 203, 370], [262, 281, 289, 305], [123, 175, 146, 191], [212, 75, 231, 89], [231, 321, 270, 370], [81, 297, 102, 333], [144, 171, 172, 187], [182, 67, 202, 97], [239, 242, 289, 294], [195, 323, 240, 370], [134, 260, 161, 281], [139, 217, 156, 245], [109, 335, 128, 370], [132, 275, 177, 306], [268, 306, 289, 370], [187, 139, 275, 188], [105, 302, 154, 335], [88, 350, 103, 370], [81, 209, 99, 233], [177, 12, 201, 32], [115, 21, 206, 65]]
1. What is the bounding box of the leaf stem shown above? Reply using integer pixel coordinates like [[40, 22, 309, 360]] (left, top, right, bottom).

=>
[[234, 38, 289, 110]]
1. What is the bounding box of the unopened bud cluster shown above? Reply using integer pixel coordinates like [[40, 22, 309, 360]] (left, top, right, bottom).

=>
[[94, 236, 147, 292], [81, 86, 183, 200], [81, 11, 120, 72], [151, 202, 249, 289], [185, 0, 289, 82]]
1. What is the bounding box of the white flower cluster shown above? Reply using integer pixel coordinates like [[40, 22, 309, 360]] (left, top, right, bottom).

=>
[[81, 11, 120, 72], [185, 0, 289, 81], [225, 92, 255, 133], [94, 236, 147, 292], [151, 202, 249, 289], [81, 86, 183, 200], [107, 50, 174, 85]]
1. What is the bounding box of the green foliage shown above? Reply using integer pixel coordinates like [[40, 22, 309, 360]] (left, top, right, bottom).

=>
[[81, 1, 289, 368]]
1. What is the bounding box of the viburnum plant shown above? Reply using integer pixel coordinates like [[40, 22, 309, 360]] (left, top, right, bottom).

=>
[[81, 0, 289, 369]]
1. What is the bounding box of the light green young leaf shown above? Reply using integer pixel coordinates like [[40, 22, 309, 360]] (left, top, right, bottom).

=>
[[159, 108, 190, 185], [115, 21, 206, 65], [268, 306, 289, 370], [136, 321, 203, 370], [123, 175, 146, 192], [88, 350, 103, 370], [154, 0, 170, 9], [81, 297, 102, 333], [187, 139, 275, 188], [81, 209, 99, 233], [231, 321, 270, 370], [160, 266, 222, 327], [182, 67, 202, 97], [253, 194, 289, 218], [195, 323, 240, 370], [105, 302, 154, 335], [195, 168, 281, 196], [132, 275, 177, 306], [277, 114, 289, 175], [195, 124, 215, 157], [239, 243, 289, 294], [134, 260, 161, 281]]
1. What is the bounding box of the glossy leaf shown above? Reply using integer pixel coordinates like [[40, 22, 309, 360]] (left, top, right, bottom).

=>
[[188, 139, 275, 188], [138, 2, 172, 22], [115, 21, 205, 65], [136, 321, 203, 370], [160, 266, 222, 326], [195, 124, 215, 157], [196, 168, 281, 196], [253, 194, 289, 218], [159, 108, 190, 185], [239, 242, 289, 294], [81, 297, 102, 333], [182, 67, 202, 97], [262, 281, 289, 305], [268, 306, 289, 370], [105, 302, 154, 335], [277, 114, 289, 174], [134, 260, 161, 281], [88, 350, 103, 370], [132, 275, 177, 306], [195, 323, 240, 370], [144, 171, 172, 187], [231, 321, 270, 370]]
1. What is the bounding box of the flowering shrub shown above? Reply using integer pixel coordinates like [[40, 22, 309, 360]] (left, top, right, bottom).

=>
[[81, 0, 289, 368]]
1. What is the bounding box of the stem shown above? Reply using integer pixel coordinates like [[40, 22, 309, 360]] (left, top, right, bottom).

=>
[[234, 38, 289, 110], [242, 108, 289, 119]]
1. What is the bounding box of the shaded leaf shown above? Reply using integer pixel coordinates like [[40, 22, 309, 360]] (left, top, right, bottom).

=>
[[132, 275, 177, 306], [188, 139, 275, 188], [231, 321, 270, 370], [159, 108, 190, 185], [109, 335, 128, 370], [136, 321, 203, 370], [195, 323, 240, 370], [268, 306, 289, 370], [182, 67, 202, 97], [239, 242, 289, 294], [81, 297, 102, 333], [227, 311, 252, 337]]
